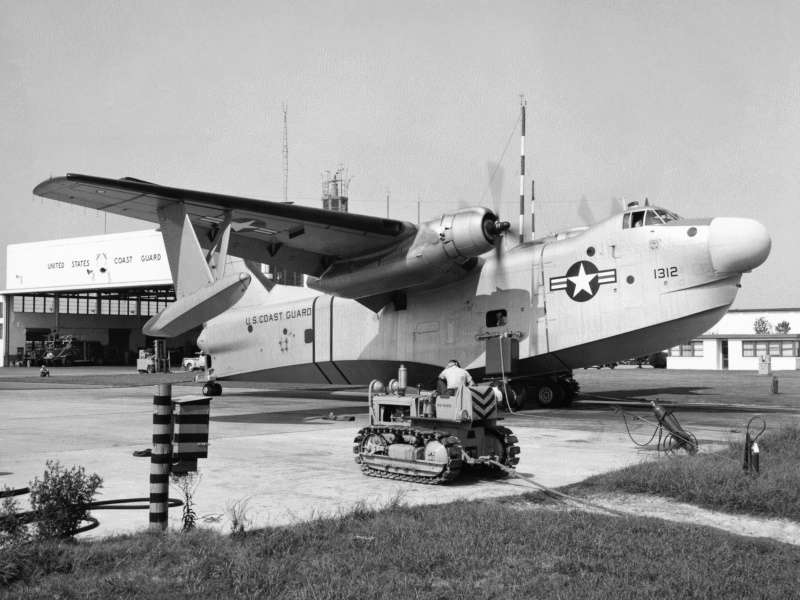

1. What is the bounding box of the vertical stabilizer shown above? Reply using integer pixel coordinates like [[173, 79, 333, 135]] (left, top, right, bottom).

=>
[[158, 203, 215, 298]]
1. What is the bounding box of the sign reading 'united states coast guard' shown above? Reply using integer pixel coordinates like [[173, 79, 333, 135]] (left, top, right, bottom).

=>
[[550, 261, 617, 303]]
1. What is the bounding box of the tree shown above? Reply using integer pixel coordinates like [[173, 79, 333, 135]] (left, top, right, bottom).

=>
[[753, 317, 772, 335], [775, 320, 791, 334]]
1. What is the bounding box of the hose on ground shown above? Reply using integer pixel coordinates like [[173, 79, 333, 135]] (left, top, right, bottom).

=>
[[3, 489, 184, 535], [463, 452, 629, 518]]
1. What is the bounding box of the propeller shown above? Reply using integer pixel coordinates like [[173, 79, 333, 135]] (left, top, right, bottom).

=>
[[485, 160, 515, 252], [576, 195, 626, 226]]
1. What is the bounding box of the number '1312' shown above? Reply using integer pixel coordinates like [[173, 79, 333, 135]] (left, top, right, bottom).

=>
[[654, 267, 678, 279]]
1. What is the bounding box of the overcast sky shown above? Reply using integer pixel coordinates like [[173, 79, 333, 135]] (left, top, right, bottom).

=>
[[2, 0, 798, 310]]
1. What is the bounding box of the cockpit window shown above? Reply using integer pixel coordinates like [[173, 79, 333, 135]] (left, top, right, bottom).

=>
[[623, 209, 681, 229], [655, 209, 681, 222]]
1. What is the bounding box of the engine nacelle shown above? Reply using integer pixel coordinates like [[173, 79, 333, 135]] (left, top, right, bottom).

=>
[[439, 207, 504, 261], [307, 207, 507, 300]]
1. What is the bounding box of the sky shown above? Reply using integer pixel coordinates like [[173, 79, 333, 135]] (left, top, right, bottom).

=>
[[1, 0, 798, 309]]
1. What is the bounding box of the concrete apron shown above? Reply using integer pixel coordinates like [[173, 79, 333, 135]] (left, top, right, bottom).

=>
[[1, 384, 661, 538]]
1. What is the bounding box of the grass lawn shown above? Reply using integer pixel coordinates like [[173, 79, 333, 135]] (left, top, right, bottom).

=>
[[569, 421, 800, 523], [2, 496, 800, 600], [575, 368, 800, 409]]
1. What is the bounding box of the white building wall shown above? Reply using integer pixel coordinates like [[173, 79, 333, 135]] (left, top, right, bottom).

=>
[[667, 339, 719, 370], [6, 229, 170, 293]]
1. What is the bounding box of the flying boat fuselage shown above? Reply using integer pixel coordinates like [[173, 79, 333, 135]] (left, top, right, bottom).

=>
[[196, 205, 771, 386]]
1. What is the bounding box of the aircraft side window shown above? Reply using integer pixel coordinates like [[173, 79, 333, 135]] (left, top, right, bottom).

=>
[[487, 309, 507, 327], [623, 213, 632, 229], [630, 211, 645, 228]]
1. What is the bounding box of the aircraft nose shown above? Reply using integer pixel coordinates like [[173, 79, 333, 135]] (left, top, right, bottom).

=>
[[708, 217, 771, 274]]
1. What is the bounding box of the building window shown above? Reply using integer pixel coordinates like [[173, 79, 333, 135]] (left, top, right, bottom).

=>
[[12, 295, 58, 314], [669, 341, 703, 357], [743, 340, 798, 357]]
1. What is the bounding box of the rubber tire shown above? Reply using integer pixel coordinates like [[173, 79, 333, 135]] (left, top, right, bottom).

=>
[[138, 369, 146, 374], [93, 356, 103, 366], [534, 381, 564, 408], [146, 365, 155, 374], [202, 383, 214, 396], [558, 379, 576, 406], [213, 383, 222, 396], [62, 356, 74, 367], [505, 382, 527, 411], [184, 364, 192, 371]]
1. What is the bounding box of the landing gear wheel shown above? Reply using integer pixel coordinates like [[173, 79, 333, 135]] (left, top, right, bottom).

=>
[[502, 382, 527, 411], [202, 382, 222, 396], [558, 379, 576, 407], [534, 381, 564, 408]]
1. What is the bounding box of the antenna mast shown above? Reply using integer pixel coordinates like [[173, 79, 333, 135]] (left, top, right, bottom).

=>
[[282, 103, 288, 204], [519, 95, 526, 245]]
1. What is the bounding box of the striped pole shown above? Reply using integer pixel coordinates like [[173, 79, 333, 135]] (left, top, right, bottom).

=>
[[149, 383, 172, 531], [519, 99, 526, 245]]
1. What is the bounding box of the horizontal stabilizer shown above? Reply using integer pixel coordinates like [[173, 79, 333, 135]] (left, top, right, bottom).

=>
[[143, 272, 251, 338]]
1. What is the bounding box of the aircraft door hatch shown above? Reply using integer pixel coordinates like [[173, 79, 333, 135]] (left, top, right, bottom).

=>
[[312, 296, 349, 384]]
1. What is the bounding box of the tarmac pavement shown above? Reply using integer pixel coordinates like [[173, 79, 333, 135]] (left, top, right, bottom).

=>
[[1, 368, 792, 538]]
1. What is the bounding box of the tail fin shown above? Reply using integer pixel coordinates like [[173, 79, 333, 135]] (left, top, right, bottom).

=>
[[143, 202, 250, 338], [158, 202, 215, 297]]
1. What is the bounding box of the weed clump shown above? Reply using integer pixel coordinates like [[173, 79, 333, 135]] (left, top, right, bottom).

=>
[[29, 461, 103, 539]]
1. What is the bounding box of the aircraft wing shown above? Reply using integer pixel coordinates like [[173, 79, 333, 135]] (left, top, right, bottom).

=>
[[33, 174, 417, 276]]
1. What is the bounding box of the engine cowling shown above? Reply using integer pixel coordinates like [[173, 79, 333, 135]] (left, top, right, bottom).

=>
[[307, 207, 507, 300], [439, 207, 506, 261]]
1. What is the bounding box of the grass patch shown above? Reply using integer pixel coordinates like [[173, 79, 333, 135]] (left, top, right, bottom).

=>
[[571, 421, 800, 521], [2, 495, 800, 599]]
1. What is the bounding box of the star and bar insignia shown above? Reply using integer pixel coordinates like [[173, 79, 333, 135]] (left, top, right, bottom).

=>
[[550, 261, 616, 302]]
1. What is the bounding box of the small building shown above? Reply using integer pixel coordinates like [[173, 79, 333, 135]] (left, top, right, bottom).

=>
[[667, 309, 799, 370]]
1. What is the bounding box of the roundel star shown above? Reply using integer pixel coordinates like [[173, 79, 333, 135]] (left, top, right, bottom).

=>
[[549, 261, 617, 302], [566, 261, 600, 301]]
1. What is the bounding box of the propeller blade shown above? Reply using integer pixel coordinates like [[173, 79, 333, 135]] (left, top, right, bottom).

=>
[[577, 194, 594, 225], [608, 196, 625, 218], [485, 161, 505, 210]]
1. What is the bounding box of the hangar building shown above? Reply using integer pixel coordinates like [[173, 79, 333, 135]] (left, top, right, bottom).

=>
[[0, 229, 198, 367]]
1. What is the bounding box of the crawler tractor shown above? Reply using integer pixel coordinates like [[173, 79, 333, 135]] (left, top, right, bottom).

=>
[[353, 379, 520, 484]]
